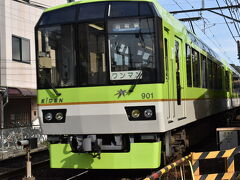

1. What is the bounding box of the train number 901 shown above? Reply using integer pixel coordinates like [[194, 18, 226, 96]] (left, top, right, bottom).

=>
[[141, 93, 154, 99]]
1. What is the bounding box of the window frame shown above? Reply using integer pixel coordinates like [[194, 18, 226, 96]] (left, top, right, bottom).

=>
[[201, 54, 207, 89], [186, 44, 192, 87], [192, 48, 200, 88], [12, 35, 31, 64], [36, 2, 164, 89], [225, 70, 230, 91]]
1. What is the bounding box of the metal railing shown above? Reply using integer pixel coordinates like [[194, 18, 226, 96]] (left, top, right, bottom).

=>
[[144, 154, 194, 180], [0, 125, 47, 153]]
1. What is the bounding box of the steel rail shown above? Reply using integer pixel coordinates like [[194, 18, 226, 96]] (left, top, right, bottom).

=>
[[0, 159, 49, 179]]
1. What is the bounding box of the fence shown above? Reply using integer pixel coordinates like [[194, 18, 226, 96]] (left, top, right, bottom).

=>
[[192, 147, 240, 180], [0, 125, 47, 153], [144, 146, 240, 180]]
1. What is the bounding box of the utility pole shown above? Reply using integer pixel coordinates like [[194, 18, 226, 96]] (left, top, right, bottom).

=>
[[202, 0, 205, 9]]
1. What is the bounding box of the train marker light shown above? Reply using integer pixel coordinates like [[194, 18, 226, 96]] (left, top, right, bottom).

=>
[[144, 109, 153, 118], [55, 112, 64, 121], [125, 106, 156, 121], [42, 109, 66, 123], [44, 113, 53, 121], [131, 109, 140, 118]]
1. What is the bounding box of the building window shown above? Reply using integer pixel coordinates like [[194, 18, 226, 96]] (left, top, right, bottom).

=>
[[12, 36, 30, 63]]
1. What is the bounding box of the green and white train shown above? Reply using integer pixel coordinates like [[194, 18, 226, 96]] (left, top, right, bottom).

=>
[[36, 0, 240, 169]]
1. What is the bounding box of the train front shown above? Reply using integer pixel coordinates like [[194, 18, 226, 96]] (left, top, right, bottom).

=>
[[36, 0, 165, 169]]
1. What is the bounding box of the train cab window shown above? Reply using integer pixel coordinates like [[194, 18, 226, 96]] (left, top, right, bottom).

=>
[[109, 2, 138, 17], [78, 3, 107, 21], [140, 2, 153, 16], [37, 25, 77, 88], [186, 44, 192, 87], [109, 2, 154, 17], [192, 49, 200, 87], [39, 6, 77, 25], [78, 23, 107, 85], [201, 54, 207, 88], [108, 18, 157, 83]]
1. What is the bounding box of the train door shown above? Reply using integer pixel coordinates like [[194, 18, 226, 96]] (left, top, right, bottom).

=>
[[163, 28, 172, 121], [174, 37, 186, 120]]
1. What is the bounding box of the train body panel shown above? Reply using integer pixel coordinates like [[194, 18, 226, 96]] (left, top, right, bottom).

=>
[[49, 142, 161, 169], [38, 92, 236, 135]]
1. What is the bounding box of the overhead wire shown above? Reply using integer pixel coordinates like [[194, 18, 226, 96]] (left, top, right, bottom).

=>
[[228, 0, 240, 36], [223, 0, 240, 37], [215, 0, 237, 42], [184, 0, 195, 8], [171, 0, 234, 63]]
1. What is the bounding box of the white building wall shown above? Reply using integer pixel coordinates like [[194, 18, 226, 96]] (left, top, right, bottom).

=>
[[1, 0, 67, 89], [0, 1, 6, 86]]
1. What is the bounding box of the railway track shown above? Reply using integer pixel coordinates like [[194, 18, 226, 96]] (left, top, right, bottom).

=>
[[0, 159, 49, 180]]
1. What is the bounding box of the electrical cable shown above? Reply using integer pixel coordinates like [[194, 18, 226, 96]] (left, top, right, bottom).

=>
[[228, 0, 240, 36], [223, 0, 240, 37], [184, 0, 195, 8], [216, 0, 237, 42], [171, 0, 233, 63]]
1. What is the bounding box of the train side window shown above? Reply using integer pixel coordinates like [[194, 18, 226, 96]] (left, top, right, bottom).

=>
[[192, 49, 200, 87], [232, 73, 238, 94], [164, 38, 169, 80], [207, 58, 213, 89], [217, 65, 223, 89], [201, 54, 207, 88], [186, 44, 192, 87], [225, 71, 230, 91], [212, 62, 217, 89]]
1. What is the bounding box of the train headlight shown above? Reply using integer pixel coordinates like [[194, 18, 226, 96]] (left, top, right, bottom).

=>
[[55, 112, 64, 121], [42, 109, 67, 123], [131, 109, 140, 118], [144, 109, 153, 118], [125, 106, 156, 121], [44, 113, 53, 121]]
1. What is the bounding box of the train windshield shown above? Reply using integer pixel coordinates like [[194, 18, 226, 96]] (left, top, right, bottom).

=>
[[36, 2, 162, 89], [108, 18, 155, 82]]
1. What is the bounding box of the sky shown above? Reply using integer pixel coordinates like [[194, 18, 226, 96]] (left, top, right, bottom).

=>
[[157, 0, 240, 66]]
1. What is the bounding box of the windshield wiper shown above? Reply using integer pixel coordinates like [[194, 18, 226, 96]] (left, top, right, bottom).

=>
[[128, 71, 142, 94], [44, 76, 61, 96]]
